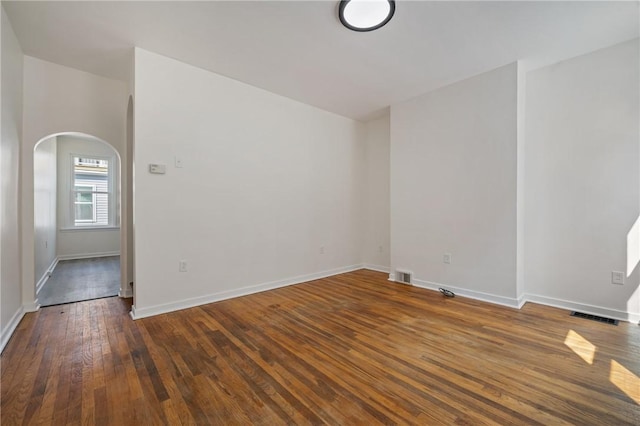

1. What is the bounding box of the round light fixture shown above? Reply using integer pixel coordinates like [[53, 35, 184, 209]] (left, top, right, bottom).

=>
[[339, 0, 395, 32]]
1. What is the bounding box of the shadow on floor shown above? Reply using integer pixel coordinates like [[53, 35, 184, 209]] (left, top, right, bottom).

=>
[[38, 256, 120, 307]]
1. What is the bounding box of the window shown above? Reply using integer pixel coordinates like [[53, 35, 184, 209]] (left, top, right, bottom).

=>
[[74, 184, 96, 223], [72, 156, 111, 227]]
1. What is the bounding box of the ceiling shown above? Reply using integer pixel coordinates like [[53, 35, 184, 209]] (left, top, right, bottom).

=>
[[3, 1, 638, 121]]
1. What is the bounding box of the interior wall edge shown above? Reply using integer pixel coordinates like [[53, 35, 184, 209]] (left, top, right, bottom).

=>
[[0, 306, 25, 354]]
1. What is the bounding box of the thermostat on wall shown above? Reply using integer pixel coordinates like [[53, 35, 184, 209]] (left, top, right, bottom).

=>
[[149, 164, 166, 174]]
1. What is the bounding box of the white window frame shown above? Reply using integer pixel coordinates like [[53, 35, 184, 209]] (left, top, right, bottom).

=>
[[73, 184, 97, 224], [69, 154, 115, 229]]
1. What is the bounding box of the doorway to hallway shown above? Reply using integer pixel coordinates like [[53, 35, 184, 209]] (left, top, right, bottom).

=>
[[38, 256, 120, 306]]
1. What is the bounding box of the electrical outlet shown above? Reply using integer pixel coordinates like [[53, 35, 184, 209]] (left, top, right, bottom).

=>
[[179, 260, 188, 272], [378, 245, 383, 253], [320, 246, 325, 255], [612, 271, 624, 285], [443, 253, 452, 264]]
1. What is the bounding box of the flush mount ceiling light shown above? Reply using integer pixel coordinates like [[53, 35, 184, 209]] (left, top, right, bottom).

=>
[[339, 0, 396, 32]]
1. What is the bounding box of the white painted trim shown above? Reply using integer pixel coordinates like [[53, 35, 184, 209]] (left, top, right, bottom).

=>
[[36, 257, 59, 295], [36, 270, 49, 295], [125, 266, 640, 325], [59, 226, 120, 233], [524, 293, 640, 324], [119, 286, 133, 298], [23, 299, 40, 313], [362, 264, 390, 274], [57, 251, 119, 261], [391, 274, 637, 322], [130, 264, 364, 319], [66, 152, 117, 229], [411, 278, 523, 309], [388, 272, 395, 281], [1, 307, 25, 353], [1, 299, 41, 353]]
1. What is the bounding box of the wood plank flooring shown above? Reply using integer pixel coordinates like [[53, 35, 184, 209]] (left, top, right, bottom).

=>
[[2, 269, 639, 425]]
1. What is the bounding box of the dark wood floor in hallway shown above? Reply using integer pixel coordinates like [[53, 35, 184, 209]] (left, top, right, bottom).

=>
[[1, 270, 639, 425]]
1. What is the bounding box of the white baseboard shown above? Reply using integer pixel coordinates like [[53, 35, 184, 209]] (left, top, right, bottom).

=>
[[362, 264, 390, 274], [119, 284, 133, 298], [0, 298, 39, 353], [23, 299, 40, 313], [409, 277, 523, 309], [130, 264, 364, 320], [57, 251, 120, 261], [126, 265, 640, 325], [525, 293, 640, 324], [389, 274, 637, 322], [36, 272, 49, 296], [36, 257, 59, 295], [1, 307, 25, 353]]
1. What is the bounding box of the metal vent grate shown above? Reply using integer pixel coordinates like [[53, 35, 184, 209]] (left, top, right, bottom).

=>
[[396, 270, 412, 285], [570, 311, 618, 326]]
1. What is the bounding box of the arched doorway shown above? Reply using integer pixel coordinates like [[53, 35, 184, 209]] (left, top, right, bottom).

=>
[[33, 132, 123, 306]]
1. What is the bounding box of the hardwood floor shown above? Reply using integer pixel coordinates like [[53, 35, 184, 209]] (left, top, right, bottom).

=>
[[2, 270, 639, 425]]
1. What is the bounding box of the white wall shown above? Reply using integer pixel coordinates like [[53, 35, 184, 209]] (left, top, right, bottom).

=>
[[56, 135, 120, 259], [33, 136, 57, 291], [22, 57, 127, 151], [390, 63, 519, 305], [133, 48, 365, 317], [362, 114, 390, 271], [1, 7, 24, 351], [525, 39, 640, 321], [21, 57, 127, 302]]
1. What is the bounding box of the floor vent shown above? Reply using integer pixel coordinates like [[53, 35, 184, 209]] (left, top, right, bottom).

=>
[[570, 311, 618, 326], [396, 270, 412, 285]]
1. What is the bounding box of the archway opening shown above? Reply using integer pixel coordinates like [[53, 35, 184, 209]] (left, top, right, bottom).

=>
[[33, 132, 123, 306]]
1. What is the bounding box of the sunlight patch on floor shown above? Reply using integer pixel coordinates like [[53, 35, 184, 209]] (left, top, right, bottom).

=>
[[564, 330, 596, 365], [610, 360, 640, 404]]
